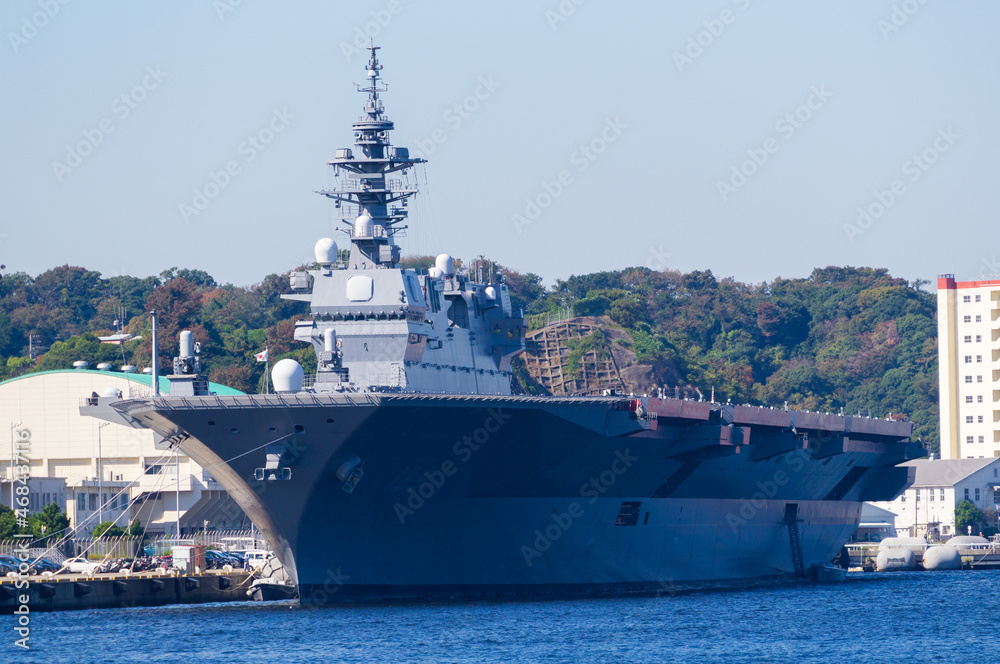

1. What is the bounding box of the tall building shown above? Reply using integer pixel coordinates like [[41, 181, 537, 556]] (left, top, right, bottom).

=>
[[937, 275, 1000, 460]]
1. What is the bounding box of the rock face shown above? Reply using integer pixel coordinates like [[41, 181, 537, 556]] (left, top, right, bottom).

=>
[[521, 316, 681, 397]]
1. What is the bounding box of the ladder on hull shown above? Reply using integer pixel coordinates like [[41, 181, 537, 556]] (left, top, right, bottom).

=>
[[784, 503, 806, 578]]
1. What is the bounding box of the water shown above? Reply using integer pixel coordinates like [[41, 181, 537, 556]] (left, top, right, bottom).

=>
[[8, 571, 999, 664]]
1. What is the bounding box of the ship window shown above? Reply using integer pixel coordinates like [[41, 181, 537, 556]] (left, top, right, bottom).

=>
[[208, 420, 216, 426], [643, 511, 650, 525], [294, 424, 305, 433], [230, 427, 239, 434], [268, 427, 277, 433], [615, 501, 642, 526], [327, 418, 334, 424]]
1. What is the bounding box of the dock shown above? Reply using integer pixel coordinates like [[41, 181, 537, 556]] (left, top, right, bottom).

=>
[[0, 569, 256, 613]]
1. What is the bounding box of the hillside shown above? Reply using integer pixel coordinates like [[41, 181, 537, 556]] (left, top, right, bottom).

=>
[[0, 263, 939, 452]]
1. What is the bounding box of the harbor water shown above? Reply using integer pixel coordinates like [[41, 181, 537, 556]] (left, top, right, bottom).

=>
[[8, 571, 999, 664]]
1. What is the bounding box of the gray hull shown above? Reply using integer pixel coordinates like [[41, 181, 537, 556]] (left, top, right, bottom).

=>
[[111, 393, 918, 603]]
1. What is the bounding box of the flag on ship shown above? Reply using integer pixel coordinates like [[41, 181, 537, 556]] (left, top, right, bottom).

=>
[[255, 349, 268, 362]]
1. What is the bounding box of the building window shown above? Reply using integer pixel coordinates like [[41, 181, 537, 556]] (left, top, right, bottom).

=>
[[977, 376, 983, 383], [965, 376, 973, 383], [963, 295, 971, 303], [979, 415, 984, 423], [77, 493, 85, 512], [976, 335, 982, 342], [977, 355, 983, 363], [975, 488, 981, 501], [930, 490, 935, 501], [975, 294, 982, 302], [965, 488, 970, 500], [89, 494, 97, 511], [978, 396, 983, 403], [967, 416, 974, 423], [966, 396, 973, 403], [901, 493, 906, 502], [965, 356, 972, 363], [940, 489, 945, 500], [916, 490, 921, 501], [967, 436, 974, 443], [964, 335, 972, 343], [964, 315, 972, 323]]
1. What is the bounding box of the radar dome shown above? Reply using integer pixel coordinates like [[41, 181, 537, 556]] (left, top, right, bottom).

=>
[[428, 267, 442, 279], [101, 386, 122, 398], [314, 238, 338, 264], [354, 214, 374, 238], [435, 253, 455, 277], [484, 286, 497, 300], [272, 358, 304, 393]]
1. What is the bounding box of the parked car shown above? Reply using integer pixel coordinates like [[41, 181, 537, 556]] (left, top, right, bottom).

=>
[[0, 555, 31, 575], [59, 557, 100, 574], [25, 558, 60, 574]]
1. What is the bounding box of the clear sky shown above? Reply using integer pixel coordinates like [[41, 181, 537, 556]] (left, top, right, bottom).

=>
[[2, 1, 997, 288]]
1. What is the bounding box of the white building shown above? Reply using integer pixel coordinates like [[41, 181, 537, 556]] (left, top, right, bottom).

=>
[[0, 368, 249, 536], [869, 458, 1000, 539], [936, 275, 1000, 460], [849, 503, 898, 543]]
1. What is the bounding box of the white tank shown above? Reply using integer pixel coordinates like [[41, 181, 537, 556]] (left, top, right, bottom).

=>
[[922, 545, 961, 571], [314, 238, 338, 264], [354, 214, 374, 237], [435, 253, 454, 276], [73, 360, 89, 370], [179, 330, 194, 357], [876, 548, 916, 572], [272, 358, 304, 392], [324, 328, 335, 352]]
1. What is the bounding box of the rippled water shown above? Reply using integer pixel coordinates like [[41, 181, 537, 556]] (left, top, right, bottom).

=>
[[8, 571, 1000, 664]]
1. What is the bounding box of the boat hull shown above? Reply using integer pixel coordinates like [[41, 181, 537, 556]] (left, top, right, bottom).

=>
[[109, 393, 917, 603]]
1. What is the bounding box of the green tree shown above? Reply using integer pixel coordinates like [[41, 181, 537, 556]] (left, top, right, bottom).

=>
[[28, 503, 70, 545], [955, 499, 984, 536], [93, 521, 126, 539]]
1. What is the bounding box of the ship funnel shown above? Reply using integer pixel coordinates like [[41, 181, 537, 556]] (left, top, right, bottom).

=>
[[314, 238, 338, 265], [272, 358, 304, 393], [324, 328, 335, 352], [179, 330, 194, 358]]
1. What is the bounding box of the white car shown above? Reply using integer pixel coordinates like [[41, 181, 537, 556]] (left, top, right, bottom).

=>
[[60, 557, 100, 574]]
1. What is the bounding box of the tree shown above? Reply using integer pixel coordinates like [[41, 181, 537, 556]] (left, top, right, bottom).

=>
[[955, 499, 984, 536], [28, 503, 70, 545], [93, 521, 126, 539]]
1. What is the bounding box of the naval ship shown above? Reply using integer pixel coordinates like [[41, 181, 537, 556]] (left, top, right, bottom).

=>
[[86, 47, 920, 603]]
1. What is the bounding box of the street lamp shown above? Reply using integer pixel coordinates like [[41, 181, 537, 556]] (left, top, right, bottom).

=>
[[10, 421, 22, 510], [97, 422, 109, 528]]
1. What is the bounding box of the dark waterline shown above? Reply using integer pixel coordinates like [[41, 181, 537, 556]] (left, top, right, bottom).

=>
[[8, 571, 999, 664]]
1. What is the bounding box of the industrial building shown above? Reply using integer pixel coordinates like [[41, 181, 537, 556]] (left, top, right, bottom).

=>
[[868, 458, 1000, 539], [0, 367, 249, 536]]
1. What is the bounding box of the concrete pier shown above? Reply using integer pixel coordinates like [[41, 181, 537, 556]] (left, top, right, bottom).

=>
[[0, 570, 255, 613]]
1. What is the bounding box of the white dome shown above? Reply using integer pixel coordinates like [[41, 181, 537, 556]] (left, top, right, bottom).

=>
[[101, 386, 122, 398], [272, 358, 304, 393], [435, 253, 454, 277], [314, 237, 338, 264], [120, 365, 137, 373], [96, 362, 113, 371], [484, 286, 497, 300], [73, 360, 89, 370], [354, 214, 374, 237], [427, 267, 442, 279]]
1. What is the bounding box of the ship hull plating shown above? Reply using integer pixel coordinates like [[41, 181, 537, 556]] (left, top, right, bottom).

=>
[[114, 394, 915, 603]]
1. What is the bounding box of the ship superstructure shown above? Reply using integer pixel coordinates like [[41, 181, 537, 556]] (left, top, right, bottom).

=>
[[85, 47, 922, 604], [284, 46, 523, 395]]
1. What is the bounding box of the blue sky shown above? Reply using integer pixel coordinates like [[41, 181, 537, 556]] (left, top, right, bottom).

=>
[[2, 1, 997, 287]]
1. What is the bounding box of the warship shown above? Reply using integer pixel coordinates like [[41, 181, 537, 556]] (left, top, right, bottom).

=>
[[85, 47, 920, 603]]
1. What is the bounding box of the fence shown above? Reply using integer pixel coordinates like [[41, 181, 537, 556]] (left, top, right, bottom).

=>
[[1, 529, 270, 562]]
